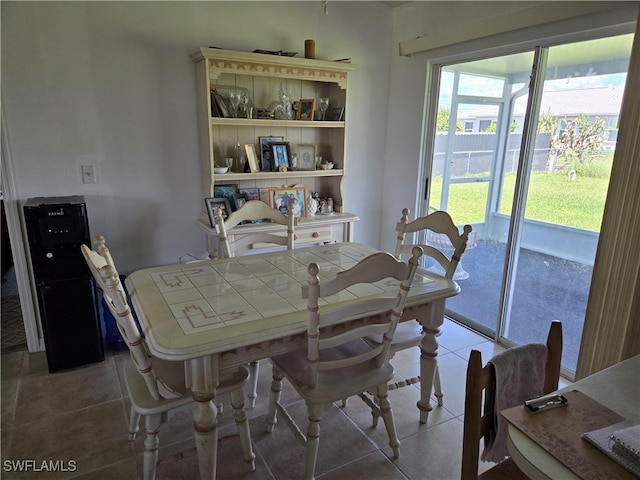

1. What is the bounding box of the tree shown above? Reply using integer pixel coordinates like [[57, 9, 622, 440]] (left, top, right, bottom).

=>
[[436, 108, 462, 132], [539, 111, 559, 172], [559, 114, 606, 162], [484, 120, 518, 133], [538, 111, 606, 171]]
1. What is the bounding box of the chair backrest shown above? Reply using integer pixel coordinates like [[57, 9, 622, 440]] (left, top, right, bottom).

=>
[[461, 320, 563, 480], [215, 200, 295, 258], [395, 208, 473, 279], [81, 236, 180, 400], [301, 247, 423, 389]]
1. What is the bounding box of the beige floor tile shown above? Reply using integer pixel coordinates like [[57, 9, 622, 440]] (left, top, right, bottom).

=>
[[388, 346, 421, 382], [430, 351, 469, 417], [318, 451, 408, 479], [13, 357, 122, 426], [340, 386, 454, 446], [252, 401, 378, 479], [151, 433, 274, 480], [71, 457, 140, 480], [392, 417, 464, 480], [20, 351, 49, 376], [1, 377, 18, 435], [1, 352, 23, 437], [452, 339, 507, 364], [0, 350, 25, 380], [439, 320, 488, 353], [5, 400, 132, 480]]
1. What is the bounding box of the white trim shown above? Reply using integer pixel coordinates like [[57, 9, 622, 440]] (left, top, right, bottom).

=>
[[400, 3, 638, 58], [1, 100, 44, 352], [418, 63, 440, 218]]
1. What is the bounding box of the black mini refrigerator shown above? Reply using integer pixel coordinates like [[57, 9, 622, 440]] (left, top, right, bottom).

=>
[[24, 196, 104, 373]]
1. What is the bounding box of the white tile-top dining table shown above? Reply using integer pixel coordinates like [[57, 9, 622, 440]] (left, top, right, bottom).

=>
[[125, 242, 460, 479]]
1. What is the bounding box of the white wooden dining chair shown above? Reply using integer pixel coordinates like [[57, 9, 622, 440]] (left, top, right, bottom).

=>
[[358, 208, 472, 425], [265, 247, 423, 480], [215, 199, 296, 408], [215, 199, 295, 258], [81, 236, 255, 480]]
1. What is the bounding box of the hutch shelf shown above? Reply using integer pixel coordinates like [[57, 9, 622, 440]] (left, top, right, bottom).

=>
[[191, 47, 358, 257]]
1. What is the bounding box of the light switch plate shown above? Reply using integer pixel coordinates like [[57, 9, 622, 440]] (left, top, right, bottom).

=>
[[81, 164, 96, 184]]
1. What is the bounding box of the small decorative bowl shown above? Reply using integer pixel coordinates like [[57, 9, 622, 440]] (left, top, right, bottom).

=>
[[214, 167, 229, 174]]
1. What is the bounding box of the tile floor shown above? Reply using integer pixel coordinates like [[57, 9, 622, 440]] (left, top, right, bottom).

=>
[[0, 319, 570, 479]]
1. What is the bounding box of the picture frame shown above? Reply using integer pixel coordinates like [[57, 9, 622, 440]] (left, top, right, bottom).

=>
[[204, 197, 232, 227], [329, 106, 345, 121], [244, 144, 260, 173], [297, 144, 316, 171], [232, 193, 249, 211], [270, 142, 291, 171], [297, 99, 316, 120], [258, 188, 271, 204], [239, 187, 259, 201], [259, 136, 284, 171], [213, 184, 239, 208], [269, 186, 308, 220]]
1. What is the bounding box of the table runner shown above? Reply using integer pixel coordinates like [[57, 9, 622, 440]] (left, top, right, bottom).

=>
[[502, 390, 636, 479]]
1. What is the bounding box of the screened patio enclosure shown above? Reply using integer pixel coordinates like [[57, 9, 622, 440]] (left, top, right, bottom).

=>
[[425, 34, 633, 375]]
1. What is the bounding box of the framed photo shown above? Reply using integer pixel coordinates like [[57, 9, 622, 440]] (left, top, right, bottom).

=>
[[298, 99, 316, 120], [297, 144, 316, 171], [258, 188, 271, 204], [204, 197, 232, 227], [259, 136, 284, 171], [270, 142, 291, 171], [329, 106, 345, 121], [244, 144, 260, 173], [232, 193, 249, 210], [213, 183, 239, 208], [269, 186, 308, 220], [239, 188, 259, 201]]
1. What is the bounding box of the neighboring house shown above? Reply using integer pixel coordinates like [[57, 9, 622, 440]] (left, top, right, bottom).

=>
[[458, 86, 624, 148]]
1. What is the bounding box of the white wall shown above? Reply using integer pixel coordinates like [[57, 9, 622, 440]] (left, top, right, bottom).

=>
[[1, 1, 394, 274]]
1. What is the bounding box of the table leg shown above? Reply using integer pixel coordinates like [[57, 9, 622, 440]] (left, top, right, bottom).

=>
[[186, 355, 220, 480], [415, 299, 446, 424]]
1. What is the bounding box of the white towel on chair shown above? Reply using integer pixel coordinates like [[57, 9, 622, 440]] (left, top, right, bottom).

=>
[[481, 343, 547, 463]]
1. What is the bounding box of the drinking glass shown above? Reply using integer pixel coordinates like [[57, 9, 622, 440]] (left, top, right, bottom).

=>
[[228, 91, 241, 118], [318, 97, 329, 121]]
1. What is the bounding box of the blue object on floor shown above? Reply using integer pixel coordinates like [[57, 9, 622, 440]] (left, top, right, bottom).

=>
[[100, 275, 141, 351]]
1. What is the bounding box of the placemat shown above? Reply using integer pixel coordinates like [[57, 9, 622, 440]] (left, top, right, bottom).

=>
[[501, 390, 636, 479]]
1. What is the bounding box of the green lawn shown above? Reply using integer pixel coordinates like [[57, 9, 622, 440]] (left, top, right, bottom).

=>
[[430, 171, 610, 231]]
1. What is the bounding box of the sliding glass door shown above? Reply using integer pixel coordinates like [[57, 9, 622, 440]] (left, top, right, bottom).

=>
[[426, 34, 633, 374]]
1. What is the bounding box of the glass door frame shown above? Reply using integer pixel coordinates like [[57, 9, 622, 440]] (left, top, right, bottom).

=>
[[419, 24, 635, 351]]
